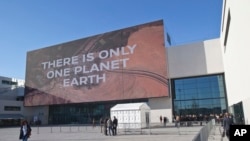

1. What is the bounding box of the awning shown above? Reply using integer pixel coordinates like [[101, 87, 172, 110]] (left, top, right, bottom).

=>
[[0, 114, 24, 120]]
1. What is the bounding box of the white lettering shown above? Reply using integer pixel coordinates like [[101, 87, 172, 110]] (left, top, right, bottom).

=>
[[79, 77, 87, 85], [89, 64, 99, 72], [121, 58, 129, 68], [56, 59, 63, 67], [121, 47, 129, 55], [71, 78, 79, 85], [83, 53, 94, 62], [72, 56, 78, 64], [96, 73, 106, 83], [74, 66, 82, 74], [47, 71, 54, 79], [63, 58, 71, 66], [64, 68, 71, 76], [111, 60, 120, 70], [127, 44, 137, 54], [234, 129, 247, 136], [110, 48, 120, 57], [41, 56, 79, 69], [63, 74, 106, 87], [63, 79, 70, 87], [241, 129, 247, 136], [234, 129, 241, 136], [99, 50, 109, 59]]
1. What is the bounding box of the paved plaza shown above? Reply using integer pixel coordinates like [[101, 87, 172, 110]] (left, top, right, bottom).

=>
[[0, 123, 229, 141], [0, 125, 204, 141]]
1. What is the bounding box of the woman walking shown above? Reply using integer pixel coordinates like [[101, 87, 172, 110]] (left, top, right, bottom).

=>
[[19, 120, 32, 141]]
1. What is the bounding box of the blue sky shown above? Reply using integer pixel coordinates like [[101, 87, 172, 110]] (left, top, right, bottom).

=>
[[0, 0, 223, 80]]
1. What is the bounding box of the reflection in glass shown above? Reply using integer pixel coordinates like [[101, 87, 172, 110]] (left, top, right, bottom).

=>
[[172, 74, 227, 118]]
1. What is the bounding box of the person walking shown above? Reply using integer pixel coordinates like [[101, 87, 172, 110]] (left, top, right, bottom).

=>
[[175, 115, 180, 128], [223, 112, 234, 140], [19, 120, 32, 141], [163, 117, 167, 127], [160, 115, 162, 124], [100, 117, 103, 133], [92, 118, 96, 128], [112, 116, 118, 135], [104, 118, 108, 136], [107, 117, 113, 136]]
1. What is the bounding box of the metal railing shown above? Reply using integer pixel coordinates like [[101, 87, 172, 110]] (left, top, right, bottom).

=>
[[192, 119, 215, 141], [31, 120, 211, 138]]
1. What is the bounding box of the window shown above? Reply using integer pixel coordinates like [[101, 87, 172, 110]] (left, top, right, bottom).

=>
[[4, 106, 21, 111], [221, 0, 227, 31], [1, 80, 18, 85], [172, 74, 227, 117], [224, 10, 231, 47]]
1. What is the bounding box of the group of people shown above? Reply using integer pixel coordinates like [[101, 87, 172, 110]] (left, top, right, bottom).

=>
[[100, 116, 118, 136], [18, 113, 234, 140], [159, 115, 169, 126]]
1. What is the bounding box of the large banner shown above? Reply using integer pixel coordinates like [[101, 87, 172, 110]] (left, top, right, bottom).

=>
[[24, 20, 169, 106]]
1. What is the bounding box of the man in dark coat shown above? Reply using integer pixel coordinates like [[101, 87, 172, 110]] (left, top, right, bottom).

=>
[[223, 112, 234, 140], [112, 116, 118, 135]]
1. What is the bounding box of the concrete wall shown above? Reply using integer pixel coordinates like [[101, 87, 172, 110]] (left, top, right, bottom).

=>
[[220, 0, 250, 106], [0, 99, 49, 125], [23, 106, 49, 125], [242, 98, 250, 124], [148, 97, 172, 123], [167, 38, 224, 79], [0, 100, 23, 114]]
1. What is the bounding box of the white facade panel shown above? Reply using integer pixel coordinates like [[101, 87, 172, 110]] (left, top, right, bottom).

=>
[[167, 42, 207, 78], [0, 100, 23, 114], [203, 39, 224, 74], [242, 98, 250, 124], [148, 97, 172, 123], [220, 0, 250, 106], [168, 39, 224, 79]]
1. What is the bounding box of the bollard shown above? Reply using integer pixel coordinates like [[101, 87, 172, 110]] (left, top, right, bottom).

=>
[[37, 126, 39, 134]]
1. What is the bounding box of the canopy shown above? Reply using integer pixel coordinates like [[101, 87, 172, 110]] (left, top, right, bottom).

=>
[[0, 114, 24, 120], [111, 102, 150, 111]]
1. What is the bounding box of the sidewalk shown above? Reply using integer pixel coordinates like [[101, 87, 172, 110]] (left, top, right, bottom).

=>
[[0, 125, 202, 141], [208, 125, 229, 141]]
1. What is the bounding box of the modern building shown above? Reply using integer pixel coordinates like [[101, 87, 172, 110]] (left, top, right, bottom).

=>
[[23, 20, 227, 125], [0, 76, 25, 126], [220, 0, 250, 124], [2, 0, 249, 126], [0, 76, 48, 126], [168, 38, 227, 121]]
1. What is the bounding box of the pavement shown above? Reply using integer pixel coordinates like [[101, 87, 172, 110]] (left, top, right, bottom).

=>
[[208, 125, 229, 141], [0, 124, 223, 141]]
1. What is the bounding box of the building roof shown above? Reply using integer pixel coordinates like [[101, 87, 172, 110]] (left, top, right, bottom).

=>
[[110, 102, 150, 111]]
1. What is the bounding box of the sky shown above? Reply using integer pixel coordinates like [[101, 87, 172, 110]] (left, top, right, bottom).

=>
[[0, 0, 223, 80]]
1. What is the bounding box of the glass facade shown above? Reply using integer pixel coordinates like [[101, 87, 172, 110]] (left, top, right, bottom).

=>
[[48, 74, 227, 124], [49, 99, 148, 125], [172, 74, 227, 118]]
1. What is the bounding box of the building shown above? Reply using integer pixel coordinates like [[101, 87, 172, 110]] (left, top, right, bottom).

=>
[[0, 76, 25, 126], [3, 0, 249, 125], [23, 20, 227, 125], [220, 0, 250, 124], [0, 76, 48, 126], [168, 38, 226, 122]]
